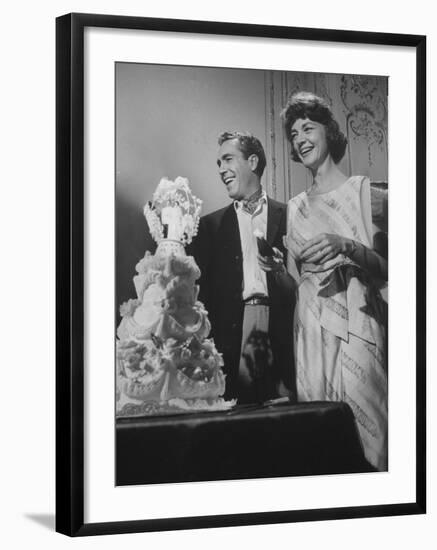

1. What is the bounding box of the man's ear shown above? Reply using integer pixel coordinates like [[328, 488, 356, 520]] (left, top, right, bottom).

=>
[[248, 154, 259, 172]]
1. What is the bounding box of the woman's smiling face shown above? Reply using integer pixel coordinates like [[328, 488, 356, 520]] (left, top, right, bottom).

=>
[[290, 118, 330, 171]]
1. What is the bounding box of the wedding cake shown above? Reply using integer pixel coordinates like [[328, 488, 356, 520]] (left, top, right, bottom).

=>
[[116, 177, 232, 417]]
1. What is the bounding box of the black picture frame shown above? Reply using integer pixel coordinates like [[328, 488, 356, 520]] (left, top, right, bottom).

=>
[[56, 12, 426, 537]]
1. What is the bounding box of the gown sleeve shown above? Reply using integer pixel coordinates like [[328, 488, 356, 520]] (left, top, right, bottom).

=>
[[370, 183, 388, 260], [370, 183, 388, 234], [359, 178, 388, 257]]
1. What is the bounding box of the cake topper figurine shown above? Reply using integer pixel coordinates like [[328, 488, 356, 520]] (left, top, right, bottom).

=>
[[144, 176, 202, 246]]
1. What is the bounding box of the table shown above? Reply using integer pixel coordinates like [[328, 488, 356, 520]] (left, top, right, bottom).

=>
[[116, 401, 373, 486]]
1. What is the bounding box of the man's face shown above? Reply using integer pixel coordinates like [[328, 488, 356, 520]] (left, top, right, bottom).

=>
[[217, 139, 257, 200]]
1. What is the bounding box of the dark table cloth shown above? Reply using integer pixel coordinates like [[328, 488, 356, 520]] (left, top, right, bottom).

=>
[[116, 401, 373, 486]]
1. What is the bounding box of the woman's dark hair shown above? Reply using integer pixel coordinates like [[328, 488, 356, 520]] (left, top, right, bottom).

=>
[[281, 92, 348, 164]]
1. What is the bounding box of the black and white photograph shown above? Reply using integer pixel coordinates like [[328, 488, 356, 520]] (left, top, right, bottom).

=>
[[115, 63, 389, 485], [3, 0, 434, 546], [51, 9, 426, 540]]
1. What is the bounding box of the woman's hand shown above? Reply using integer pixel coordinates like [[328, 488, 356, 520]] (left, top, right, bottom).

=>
[[257, 247, 286, 274], [300, 233, 354, 264]]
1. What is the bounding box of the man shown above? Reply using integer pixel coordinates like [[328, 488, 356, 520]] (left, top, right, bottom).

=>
[[190, 131, 295, 404]]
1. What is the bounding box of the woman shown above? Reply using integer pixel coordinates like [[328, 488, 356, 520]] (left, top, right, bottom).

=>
[[262, 92, 388, 470]]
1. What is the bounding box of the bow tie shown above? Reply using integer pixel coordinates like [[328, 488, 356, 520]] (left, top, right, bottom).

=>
[[240, 191, 264, 215]]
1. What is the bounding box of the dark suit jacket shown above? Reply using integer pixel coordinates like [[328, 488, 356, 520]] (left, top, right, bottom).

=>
[[189, 198, 296, 401]]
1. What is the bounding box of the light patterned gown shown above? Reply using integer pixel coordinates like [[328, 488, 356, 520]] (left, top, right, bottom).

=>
[[285, 176, 388, 471]]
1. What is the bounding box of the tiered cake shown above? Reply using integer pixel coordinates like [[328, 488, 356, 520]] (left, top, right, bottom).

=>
[[116, 177, 232, 417]]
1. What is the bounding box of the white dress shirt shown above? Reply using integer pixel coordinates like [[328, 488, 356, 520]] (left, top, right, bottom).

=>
[[234, 191, 269, 300]]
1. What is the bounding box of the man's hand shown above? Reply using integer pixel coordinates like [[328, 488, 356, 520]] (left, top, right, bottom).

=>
[[257, 247, 286, 273]]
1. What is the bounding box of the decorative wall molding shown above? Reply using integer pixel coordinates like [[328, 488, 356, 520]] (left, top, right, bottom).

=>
[[271, 72, 388, 198], [263, 72, 388, 199], [340, 75, 388, 167], [268, 71, 277, 198]]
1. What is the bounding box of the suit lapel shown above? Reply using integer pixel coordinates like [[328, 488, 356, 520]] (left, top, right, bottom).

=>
[[221, 204, 242, 257], [266, 198, 283, 246]]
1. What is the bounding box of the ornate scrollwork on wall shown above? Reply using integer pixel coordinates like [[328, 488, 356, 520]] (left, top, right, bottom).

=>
[[340, 75, 388, 166], [286, 73, 334, 108], [314, 74, 333, 108], [286, 73, 305, 99]]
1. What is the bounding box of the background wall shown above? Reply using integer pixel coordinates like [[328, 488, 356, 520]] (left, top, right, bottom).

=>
[[116, 63, 268, 213], [116, 65, 388, 210], [1, 1, 434, 549], [116, 65, 388, 306], [116, 63, 269, 306]]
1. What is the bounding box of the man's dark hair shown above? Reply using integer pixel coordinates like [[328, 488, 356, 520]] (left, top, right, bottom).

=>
[[218, 131, 267, 178], [281, 92, 348, 164]]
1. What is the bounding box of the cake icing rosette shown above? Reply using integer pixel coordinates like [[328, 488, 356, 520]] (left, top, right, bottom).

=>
[[117, 339, 169, 402], [167, 336, 226, 400]]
